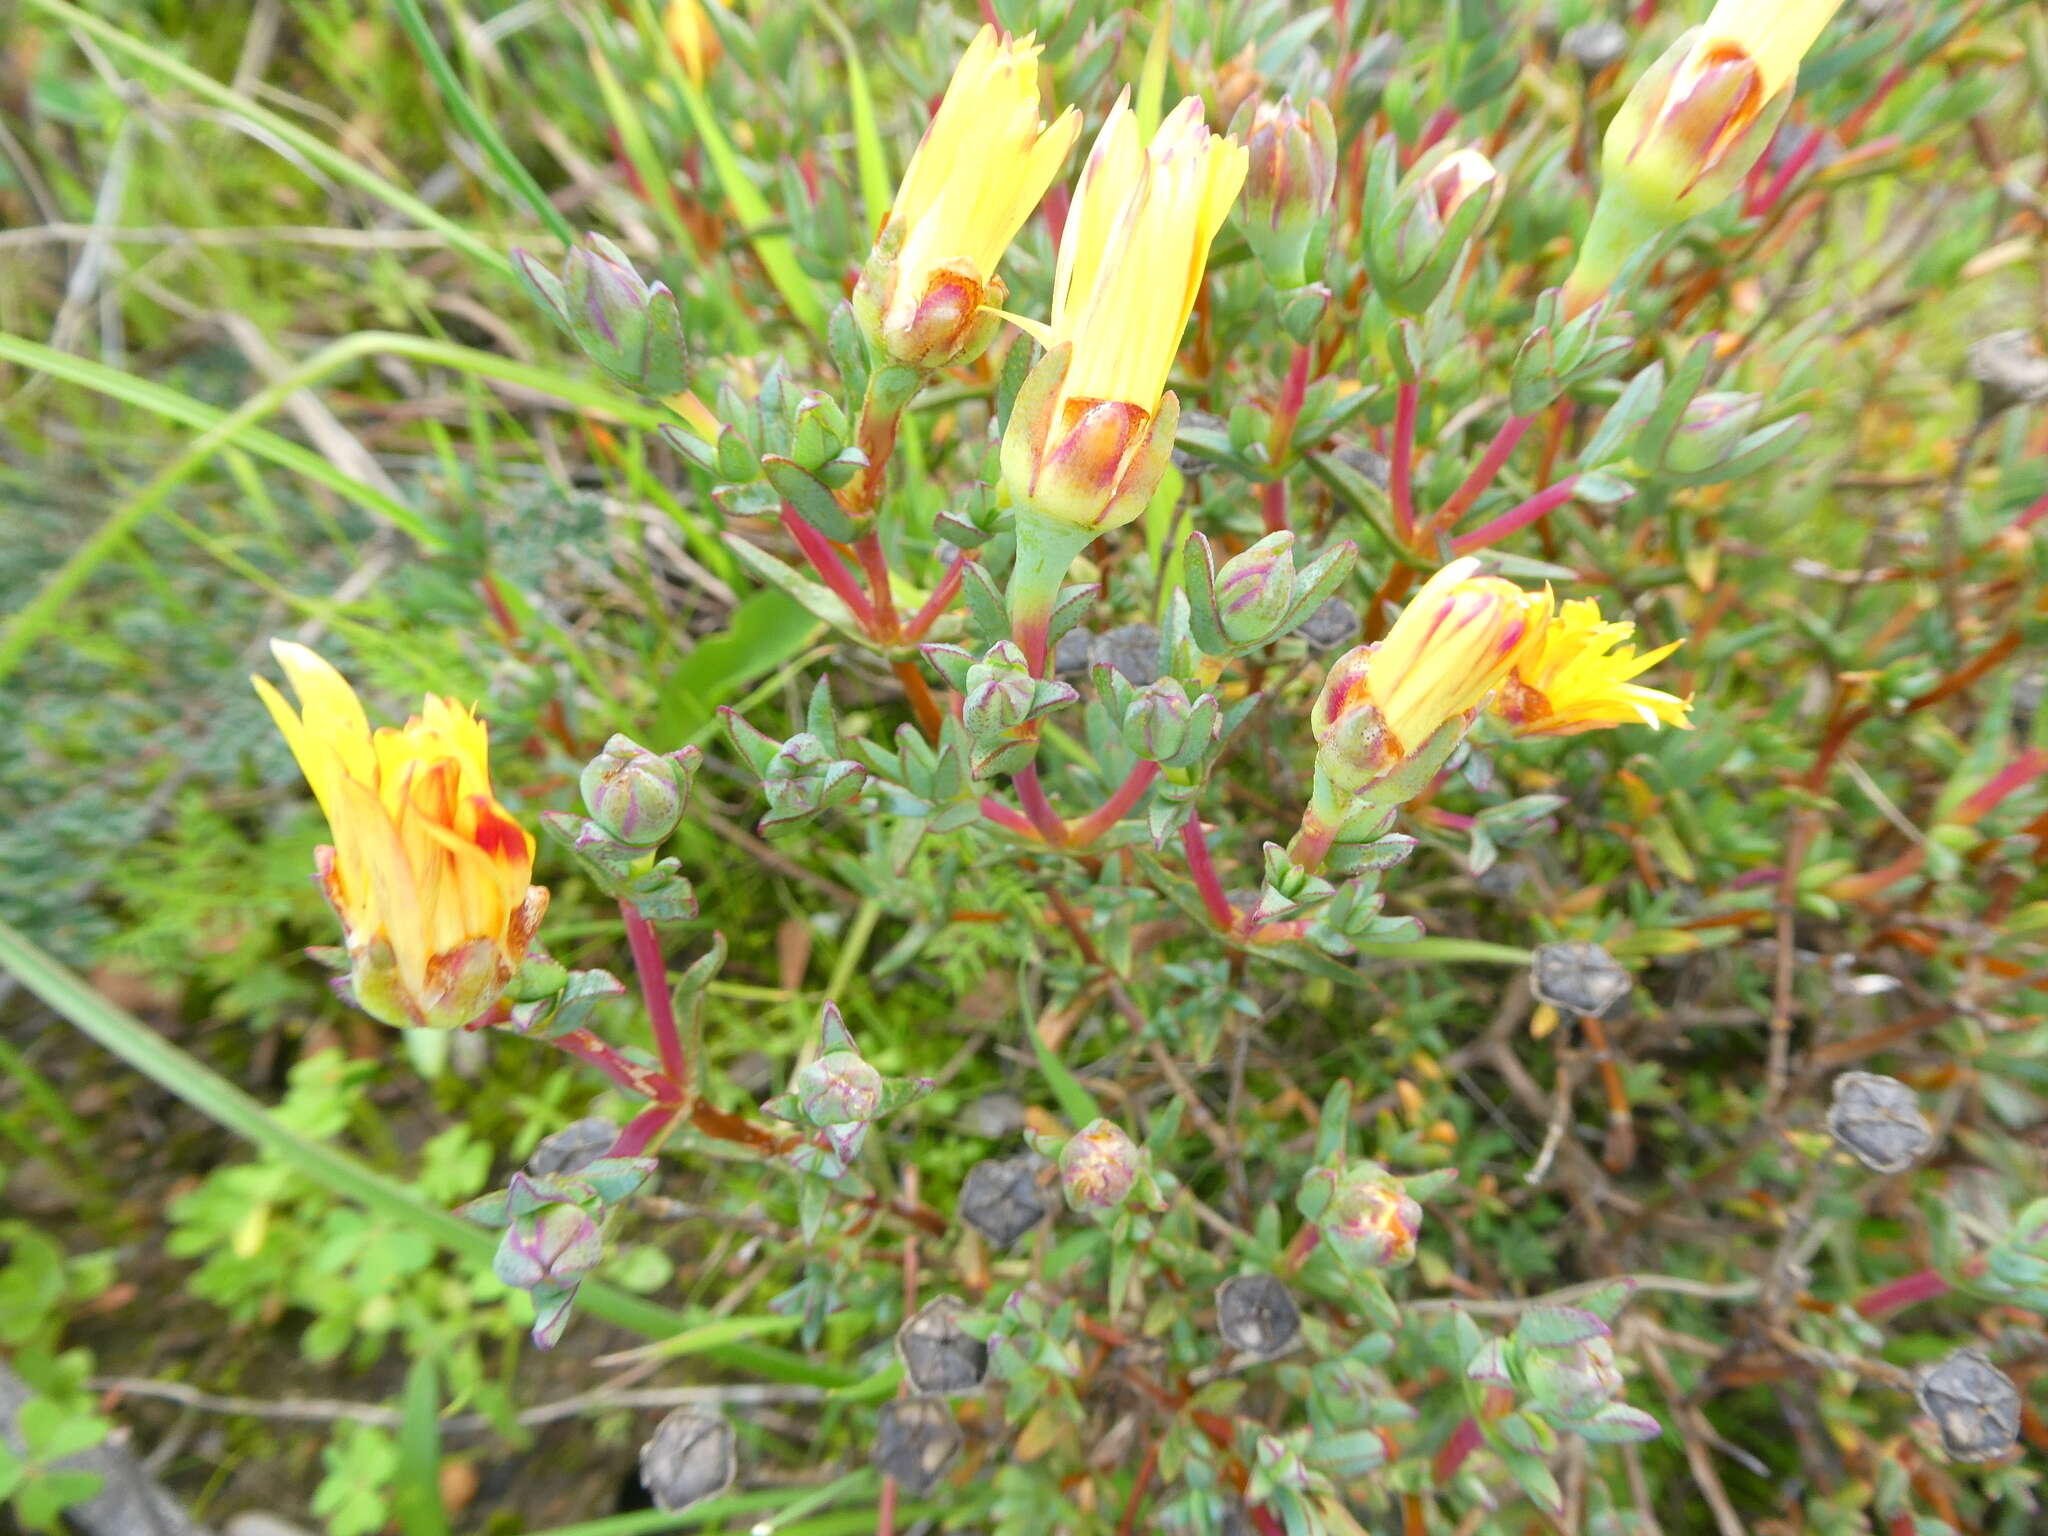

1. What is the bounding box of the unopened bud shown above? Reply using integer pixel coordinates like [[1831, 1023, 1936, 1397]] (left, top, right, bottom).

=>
[[580, 734, 696, 847], [793, 1049, 884, 1127], [1416, 148, 1499, 232], [1663, 391, 1763, 475], [1124, 679, 1193, 763], [494, 1203, 604, 1292], [1826, 1072, 1933, 1174], [1231, 97, 1338, 286], [961, 655, 1037, 737], [1916, 1349, 2021, 1463], [1522, 1331, 1625, 1420], [1059, 1118, 1141, 1211], [1213, 531, 1299, 646], [1321, 1162, 1422, 1270], [515, 235, 689, 396]]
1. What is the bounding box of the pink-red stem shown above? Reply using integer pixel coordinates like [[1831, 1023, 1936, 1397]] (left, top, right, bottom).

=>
[[780, 506, 878, 631], [978, 796, 1041, 840], [608, 1103, 682, 1158], [1425, 413, 1535, 543], [1181, 817, 1237, 930], [1433, 1416, 1485, 1484], [1015, 764, 1067, 844], [1390, 381, 1420, 542], [904, 551, 971, 641], [1451, 473, 1582, 554], [552, 1028, 680, 1103], [621, 900, 687, 1091], [1066, 761, 1161, 847], [1854, 1266, 1952, 1321]]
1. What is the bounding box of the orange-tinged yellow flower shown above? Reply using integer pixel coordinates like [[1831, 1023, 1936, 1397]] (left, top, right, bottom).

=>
[[254, 641, 546, 1031], [1312, 559, 1542, 791], [1000, 94, 1247, 531], [1695, 0, 1844, 102], [853, 27, 1080, 370], [662, 0, 722, 86], [1492, 596, 1693, 738]]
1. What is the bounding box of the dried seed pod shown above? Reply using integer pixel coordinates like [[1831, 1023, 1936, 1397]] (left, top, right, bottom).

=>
[[525, 1116, 618, 1179], [1215, 1274, 1301, 1355], [1916, 1349, 2021, 1463], [958, 1155, 1050, 1247], [638, 1410, 736, 1511], [896, 1294, 989, 1396], [872, 1398, 963, 1493], [1967, 330, 2048, 417], [1296, 596, 1361, 653], [1561, 20, 1628, 75], [1826, 1072, 1935, 1174], [1529, 941, 1632, 1018]]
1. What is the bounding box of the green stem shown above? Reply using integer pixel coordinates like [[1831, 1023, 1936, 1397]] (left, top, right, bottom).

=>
[[1561, 181, 1662, 319], [1008, 507, 1098, 675]]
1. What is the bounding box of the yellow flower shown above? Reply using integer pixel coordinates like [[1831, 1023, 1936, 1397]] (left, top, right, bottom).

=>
[[1001, 94, 1248, 531], [1312, 559, 1542, 790], [853, 27, 1080, 370], [662, 0, 722, 87], [1695, 0, 1844, 101], [254, 641, 547, 1031], [1562, 0, 1845, 314], [1492, 596, 1693, 738]]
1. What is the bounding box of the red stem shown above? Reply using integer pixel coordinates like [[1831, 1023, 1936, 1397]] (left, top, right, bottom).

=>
[[551, 1028, 680, 1103], [978, 796, 1041, 840], [608, 1103, 682, 1158], [904, 552, 970, 641], [1425, 413, 1535, 542], [621, 900, 687, 1090], [1259, 478, 1289, 534], [853, 531, 901, 638], [1066, 761, 1161, 847], [1854, 1266, 1952, 1321], [1451, 473, 1582, 554], [780, 506, 878, 631], [2012, 489, 2048, 532], [1180, 817, 1237, 930], [1433, 1416, 1485, 1484], [1751, 124, 1825, 214], [1390, 381, 1419, 541], [1014, 764, 1067, 844]]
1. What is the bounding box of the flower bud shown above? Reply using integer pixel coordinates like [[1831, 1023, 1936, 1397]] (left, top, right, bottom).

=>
[[494, 1202, 604, 1292], [515, 235, 689, 396], [1124, 679, 1193, 763], [1320, 1161, 1423, 1269], [1058, 1118, 1141, 1211], [1663, 391, 1763, 476], [1312, 559, 1538, 794], [1231, 97, 1337, 286], [793, 1048, 884, 1127], [1521, 1331, 1625, 1420], [1415, 148, 1499, 233], [961, 651, 1038, 737], [1213, 531, 1299, 647], [580, 735, 697, 847]]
